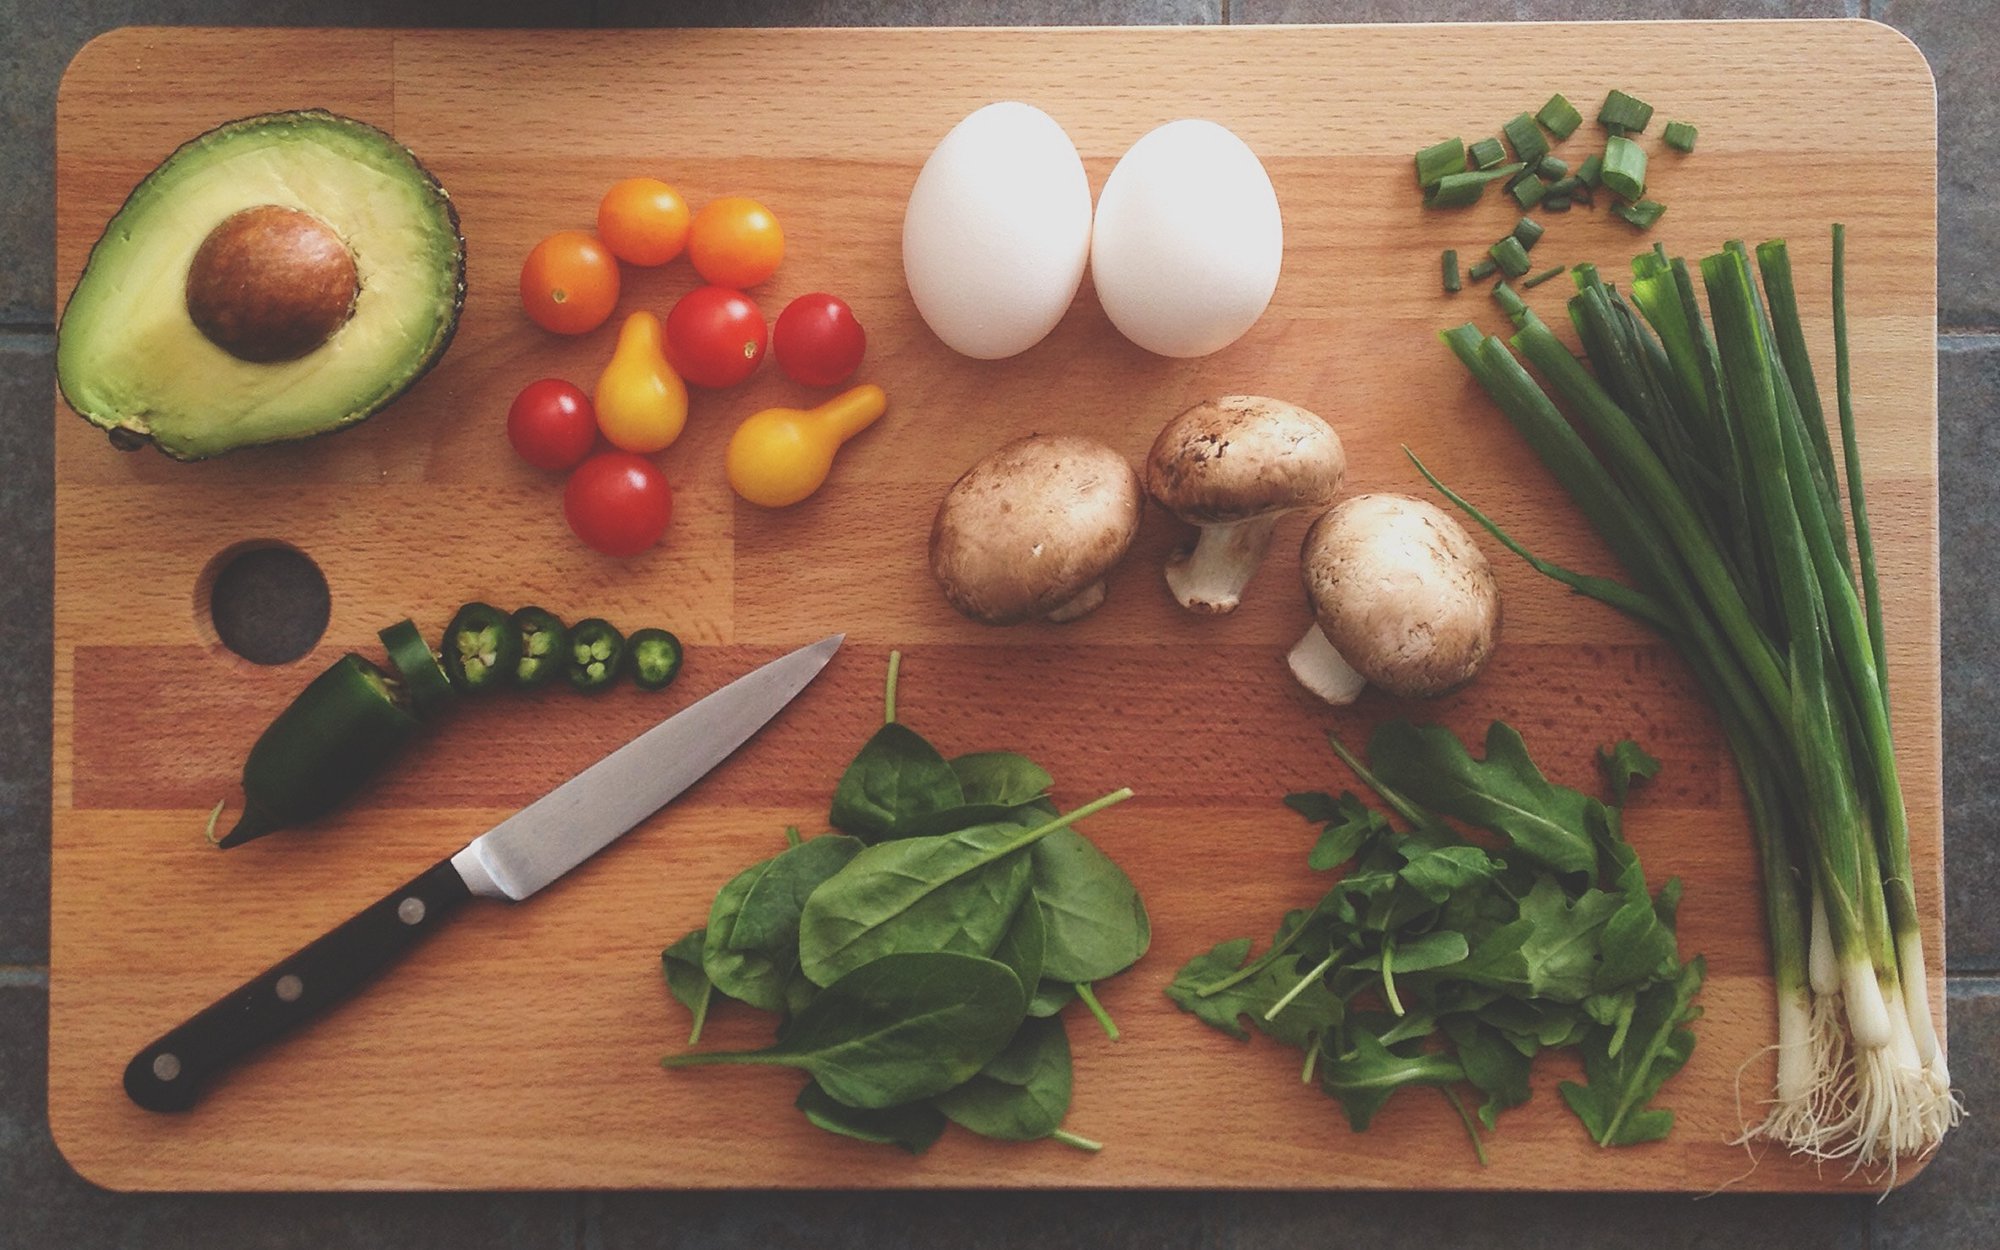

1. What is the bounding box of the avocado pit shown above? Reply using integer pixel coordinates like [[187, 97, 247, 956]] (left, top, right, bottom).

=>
[[185, 205, 359, 363]]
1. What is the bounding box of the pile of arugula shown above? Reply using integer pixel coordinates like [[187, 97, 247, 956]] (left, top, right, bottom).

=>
[[1167, 720, 1705, 1160], [660, 653, 1148, 1155]]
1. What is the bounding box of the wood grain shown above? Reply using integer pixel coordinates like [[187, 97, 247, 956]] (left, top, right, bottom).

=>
[[50, 22, 1941, 1192]]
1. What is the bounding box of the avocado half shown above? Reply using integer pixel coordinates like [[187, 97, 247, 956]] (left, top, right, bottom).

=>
[[57, 110, 466, 460]]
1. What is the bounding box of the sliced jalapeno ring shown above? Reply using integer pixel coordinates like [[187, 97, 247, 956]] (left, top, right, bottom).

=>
[[627, 628, 685, 691], [511, 606, 569, 690], [378, 618, 454, 717], [442, 601, 522, 694], [566, 618, 626, 694]]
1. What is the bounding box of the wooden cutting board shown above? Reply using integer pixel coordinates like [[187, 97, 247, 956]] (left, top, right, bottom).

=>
[[50, 22, 1941, 1192]]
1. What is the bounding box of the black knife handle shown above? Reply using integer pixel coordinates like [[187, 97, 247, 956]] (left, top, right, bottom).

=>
[[123, 857, 474, 1112]]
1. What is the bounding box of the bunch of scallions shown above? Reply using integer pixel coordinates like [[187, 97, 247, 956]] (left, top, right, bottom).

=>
[[1418, 226, 1956, 1170]]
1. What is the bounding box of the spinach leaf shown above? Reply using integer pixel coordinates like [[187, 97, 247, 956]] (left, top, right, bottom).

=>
[[829, 723, 965, 842], [931, 1015, 1072, 1141], [705, 835, 863, 1011], [1559, 958, 1705, 1145], [661, 952, 1025, 1109], [795, 1080, 946, 1155], [1368, 721, 1598, 875], [1027, 979, 1078, 1018], [990, 895, 1047, 994], [661, 928, 715, 1046], [951, 752, 1053, 807], [1032, 828, 1150, 982], [797, 822, 1038, 987]]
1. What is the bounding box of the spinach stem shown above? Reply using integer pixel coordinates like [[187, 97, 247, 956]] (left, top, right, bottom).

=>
[[1049, 1128, 1104, 1153], [1074, 982, 1120, 1040], [883, 649, 902, 724], [686, 983, 712, 1047]]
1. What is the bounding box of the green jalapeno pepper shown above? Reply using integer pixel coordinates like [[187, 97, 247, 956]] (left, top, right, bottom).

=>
[[627, 628, 685, 691], [441, 601, 521, 694], [567, 618, 626, 693], [511, 606, 569, 690], [378, 618, 455, 717], [215, 654, 420, 848]]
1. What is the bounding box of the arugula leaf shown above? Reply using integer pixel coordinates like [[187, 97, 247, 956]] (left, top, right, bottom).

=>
[[1444, 1015, 1534, 1130], [1398, 844, 1503, 904], [1597, 739, 1661, 808], [1164, 931, 1342, 1050], [1032, 828, 1151, 982], [1559, 958, 1706, 1145], [1368, 721, 1598, 875], [1316, 1031, 1464, 1132], [932, 1015, 1073, 1141], [661, 928, 716, 1046], [1288, 791, 1395, 871], [795, 1080, 947, 1154], [829, 723, 965, 842]]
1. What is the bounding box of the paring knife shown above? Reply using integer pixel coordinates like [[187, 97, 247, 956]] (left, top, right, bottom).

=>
[[123, 633, 844, 1113]]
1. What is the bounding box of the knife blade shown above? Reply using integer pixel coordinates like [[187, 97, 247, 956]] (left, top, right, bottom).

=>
[[123, 634, 843, 1113]]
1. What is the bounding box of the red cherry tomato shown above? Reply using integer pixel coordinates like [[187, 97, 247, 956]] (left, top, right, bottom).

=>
[[564, 452, 674, 557], [772, 293, 866, 387], [506, 379, 597, 471], [665, 286, 768, 389]]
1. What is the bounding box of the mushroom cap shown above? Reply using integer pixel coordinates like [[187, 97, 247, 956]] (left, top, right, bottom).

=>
[[1144, 395, 1346, 525], [929, 433, 1143, 625], [1300, 493, 1501, 699]]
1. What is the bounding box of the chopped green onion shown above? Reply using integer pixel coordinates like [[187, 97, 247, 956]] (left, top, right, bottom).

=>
[[1537, 93, 1583, 139], [1488, 235, 1531, 279], [1502, 112, 1549, 167], [1598, 89, 1655, 134], [1543, 195, 1572, 212], [1468, 257, 1497, 281], [1612, 198, 1666, 229], [1523, 264, 1565, 288], [1416, 137, 1467, 188], [1663, 120, 1698, 153], [1511, 175, 1548, 209], [1537, 154, 1569, 180], [1443, 248, 1462, 293], [1512, 217, 1545, 250], [1576, 153, 1604, 187], [1601, 135, 1648, 200], [1423, 163, 1525, 208], [1492, 280, 1527, 320], [1467, 137, 1507, 169], [1547, 175, 1584, 199]]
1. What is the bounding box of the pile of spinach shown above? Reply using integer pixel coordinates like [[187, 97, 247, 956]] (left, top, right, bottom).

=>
[[660, 652, 1149, 1154], [1167, 720, 1705, 1161]]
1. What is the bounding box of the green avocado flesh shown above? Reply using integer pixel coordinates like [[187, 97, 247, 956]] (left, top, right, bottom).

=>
[[57, 111, 465, 460]]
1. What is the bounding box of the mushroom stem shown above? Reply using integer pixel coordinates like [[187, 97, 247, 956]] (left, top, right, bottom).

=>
[[1043, 580, 1108, 623], [1287, 624, 1367, 705], [1165, 514, 1283, 614]]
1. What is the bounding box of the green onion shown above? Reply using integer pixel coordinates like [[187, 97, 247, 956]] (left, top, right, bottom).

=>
[[1512, 217, 1545, 250], [1663, 121, 1698, 153], [1467, 136, 1507, 169], [1488, 236, 1531, 279], [1612, 199, 1666, 230], [1537, 154, 1569, 180], [1601, 135, 1648, 200], [1577, 153, 1604, 187], [1468, 257, 1497, 281], [1523, 265, 1564, 288], [1543, 195, 1572, 212], [1547, 175, 1585, 198], [1537, 93, 1583, 138], [1502, 112, 1549, 167], [1416, 137, 1467, 188], [1492, 280, 1527, 320], [1423, 163, 1525, 208], [1443, 248, 1462, 293], [1511, 176, 1548, 210], [1598, 89, 1655, 134]]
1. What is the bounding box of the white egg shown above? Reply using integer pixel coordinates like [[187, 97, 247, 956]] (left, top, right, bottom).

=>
[[1091, 119, 1283, 358], [903, 102, 1093, 360]]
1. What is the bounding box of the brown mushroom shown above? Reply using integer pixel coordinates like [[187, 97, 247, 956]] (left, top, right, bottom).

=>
[[1289, 493, 1501, 703], [929, 434, 1143, 625], [1145, 395, 1346, 614]]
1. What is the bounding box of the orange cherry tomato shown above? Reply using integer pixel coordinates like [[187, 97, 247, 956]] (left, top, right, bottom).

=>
[[597, 178, 691, 267], [520, 230, 620, 335], [687, 196, 785, 288]]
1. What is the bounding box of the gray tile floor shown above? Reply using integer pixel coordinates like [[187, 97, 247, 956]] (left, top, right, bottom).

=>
[[4, 1, 1993, 1245]]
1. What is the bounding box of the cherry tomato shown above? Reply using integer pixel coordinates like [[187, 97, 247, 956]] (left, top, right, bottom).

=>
[[564, 452, 673, 557], [687, 196, 784, 288], [506, 379, 596, 471], [772, 293, 867, 387], [665, 286, 768, 389], [520, 231, 620, 335], [597, 178, 691, 267]]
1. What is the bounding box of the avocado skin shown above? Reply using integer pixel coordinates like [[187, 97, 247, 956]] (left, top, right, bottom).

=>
[[57, 110, 467, 461]]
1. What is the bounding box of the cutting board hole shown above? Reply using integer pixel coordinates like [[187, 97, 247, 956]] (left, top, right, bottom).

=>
[[198, 542, 331, 666]]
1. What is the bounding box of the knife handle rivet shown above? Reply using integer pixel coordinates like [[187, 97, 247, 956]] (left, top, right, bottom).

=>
[[151, 1052, 181, 1082], [275, 974, 304, 1003], [398, 897, 427, 926]]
